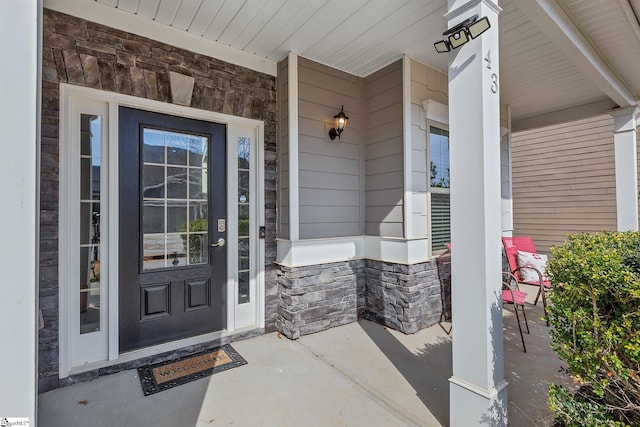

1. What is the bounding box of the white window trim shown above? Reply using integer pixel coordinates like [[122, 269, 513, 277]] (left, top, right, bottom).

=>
[[59, 84, 265, 378], [59, 95, 111, 376], [426, 118, 450, 258], [229, 125, 266, 330], [421, 99, 450, 258]]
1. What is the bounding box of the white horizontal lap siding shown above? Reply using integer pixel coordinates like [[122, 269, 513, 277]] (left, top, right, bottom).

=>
[[409, 59, 449, 243], [409, 59, 448, 106], [297, 58, 361, 239], [512, 114, 629, 253], [278, 58, 290, 239], [364, 60, 404, 238]]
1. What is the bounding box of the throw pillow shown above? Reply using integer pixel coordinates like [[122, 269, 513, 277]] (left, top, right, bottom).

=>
[[517, 250, 548, 283]]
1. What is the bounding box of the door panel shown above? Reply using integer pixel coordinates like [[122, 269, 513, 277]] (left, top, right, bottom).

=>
[[119, 107, 227, 352]]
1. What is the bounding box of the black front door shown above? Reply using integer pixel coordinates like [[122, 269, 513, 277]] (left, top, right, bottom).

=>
[[119, 107, 227, 352]]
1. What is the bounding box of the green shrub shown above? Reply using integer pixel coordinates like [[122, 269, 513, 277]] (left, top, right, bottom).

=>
[[546, 231, 640, 426]]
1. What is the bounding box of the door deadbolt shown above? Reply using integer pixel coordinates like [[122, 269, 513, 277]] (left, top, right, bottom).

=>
[[211, 237, 226, 248]]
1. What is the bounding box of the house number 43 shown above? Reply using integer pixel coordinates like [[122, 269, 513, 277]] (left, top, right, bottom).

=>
[[485, 50, 498, 94]]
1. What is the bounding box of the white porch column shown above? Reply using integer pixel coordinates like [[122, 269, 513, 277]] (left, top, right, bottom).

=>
[[446, 1, 507, 426], [611, 107, 639, 231], [0, 0, 40, 423]]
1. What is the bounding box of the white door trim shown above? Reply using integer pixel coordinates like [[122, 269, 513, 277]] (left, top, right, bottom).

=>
[[59, 83, 265, 377]]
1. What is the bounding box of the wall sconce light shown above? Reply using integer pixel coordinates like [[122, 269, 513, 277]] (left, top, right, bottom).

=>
[[433, 14, 491, 53], [329, 106, 349, 140]]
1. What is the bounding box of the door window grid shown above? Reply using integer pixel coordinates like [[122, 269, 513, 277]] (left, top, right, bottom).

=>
[[238, 136, 250, 304], [142, 128, 209, 270]]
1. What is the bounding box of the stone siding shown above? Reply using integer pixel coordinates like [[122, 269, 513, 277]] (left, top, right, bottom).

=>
[[363, 258, 449, 334], [39, 9, 277, 393], [276, 261, 365, 339], [436, 254, 452, 322], [274, 257, 451, 338]]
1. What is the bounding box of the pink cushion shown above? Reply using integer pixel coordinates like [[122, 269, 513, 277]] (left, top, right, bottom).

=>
[[502, 236, 552, 288], [502, 289, 527, 305], [522, 277, 552, 288]]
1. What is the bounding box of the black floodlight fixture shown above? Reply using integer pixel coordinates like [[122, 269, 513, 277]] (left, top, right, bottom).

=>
[[433, 14, 491, 53], [328, 105, 349, 140], [434, 40, 450, 53], [468, 16, 491, 38]]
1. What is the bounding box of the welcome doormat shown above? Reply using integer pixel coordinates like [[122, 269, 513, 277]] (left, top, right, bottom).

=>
[[137, 344, 247, 396]]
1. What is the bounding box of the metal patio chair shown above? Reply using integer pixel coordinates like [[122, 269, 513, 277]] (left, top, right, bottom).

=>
[[502, 236, 551, 326], [502, 271, 529, 353]]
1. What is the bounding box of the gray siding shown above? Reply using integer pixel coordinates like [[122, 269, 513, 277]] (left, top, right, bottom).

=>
[[364, 60, 404, 237], [278, 58, 289, 239], [297, 57, 362, 239], [511, 114, 640, 253]]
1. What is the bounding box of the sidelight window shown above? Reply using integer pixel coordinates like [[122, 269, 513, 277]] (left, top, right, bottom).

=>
[[79, 114, 102, 334], [237, 136, 251, 304]]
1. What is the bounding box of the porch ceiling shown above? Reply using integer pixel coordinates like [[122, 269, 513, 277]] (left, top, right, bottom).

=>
[[54, 0, 640, 126]]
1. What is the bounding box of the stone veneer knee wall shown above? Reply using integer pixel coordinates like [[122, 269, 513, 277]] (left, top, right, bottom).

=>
[[39, 9, 278, 393], [275, 256, 451, 338], [363, 258, 450, 334], [276, 261, 365, 339]]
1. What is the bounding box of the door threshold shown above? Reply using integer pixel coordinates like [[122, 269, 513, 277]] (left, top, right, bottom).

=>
[[66, 326, 262, 377]]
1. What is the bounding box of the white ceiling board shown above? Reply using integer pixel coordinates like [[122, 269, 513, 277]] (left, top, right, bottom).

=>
[[217, 0, 267, 46], [513, 0, 635, 107], [186, 0, 223, 36], [97, 0, 117, 7], [265, 0, 347, 59], [499, 0, 611, 121], [154, 0, 180, 25], [68, 0, 640, 124], [281, 0, 372, 62], [340, 1, 446, 75], [228, 0, 287, 49], [135, 0, 160, 19], [243, 0, 314, 56], [116, 0, 138, 14], [171, 0, 203, 31], [561, 0, 640, 95], [298, 0, 381, 61], [203, 1, 245, 41], [263, 0, 329, 59], [323, 0, 422, 68]]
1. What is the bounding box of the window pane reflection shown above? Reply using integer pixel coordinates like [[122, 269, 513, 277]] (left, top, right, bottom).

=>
[[238, 170, 249, 203], [429, 127, 450, 189], [238, 271, 250, 305], [142, 127, 209, 270], [167, 201, 187, 233], [167, 167, 188, 199], [80, 114, 101, 334], [238, 137, 250, 169], [237, 137, 251, 305]]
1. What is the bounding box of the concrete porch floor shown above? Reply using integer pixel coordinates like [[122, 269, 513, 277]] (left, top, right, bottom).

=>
[[39, 284, 573, 426]]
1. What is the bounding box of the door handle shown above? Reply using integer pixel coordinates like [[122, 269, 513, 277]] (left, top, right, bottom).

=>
[[211, 237, 225, 248]]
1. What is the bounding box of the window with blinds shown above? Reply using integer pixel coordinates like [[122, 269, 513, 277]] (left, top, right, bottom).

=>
[[429, 125, 450, 253], [431, 193, 450, 252]]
